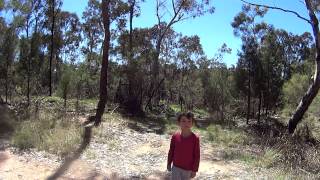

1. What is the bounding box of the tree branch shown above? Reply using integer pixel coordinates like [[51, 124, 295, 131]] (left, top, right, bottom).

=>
[[305, 0, 320, 50], [172, 0, 176, 14], [240, 0, 312, 25], [156, 0, 162, 28]]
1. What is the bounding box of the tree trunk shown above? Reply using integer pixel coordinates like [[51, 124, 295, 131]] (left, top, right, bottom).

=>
[[76, 82, 80, 114], [266, 54, 270, 116], [49, 0, 55, 96], [221, 74, 225, 121], [5, 62, 8, 103], [149, 45, 161, 108], [179, 69, 185, 112], [128, 0, 134, 65], [64, 95, 67, 110], [246, 61, 251, 124], [26, 19, 30, 106], [289, 58, 320, 133], [288, 0, 320, 133], [125, 0, 143, 115], [94, 0, 110, 126], [149, 0, 185, 107], [145, 78, 165, 111], [258, 91, 262, 124]]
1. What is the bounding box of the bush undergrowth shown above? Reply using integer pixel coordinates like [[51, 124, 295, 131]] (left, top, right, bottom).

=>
[[12, 111, 82, 156]]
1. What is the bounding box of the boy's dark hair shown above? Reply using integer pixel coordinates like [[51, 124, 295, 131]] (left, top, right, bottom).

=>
[[186, 112, 194, 121], [177, 112, 195, 122]]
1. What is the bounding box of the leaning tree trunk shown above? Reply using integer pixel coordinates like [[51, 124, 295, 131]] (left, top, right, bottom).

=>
[[94, 0, 110, 126], [288, 0, 320, 133]]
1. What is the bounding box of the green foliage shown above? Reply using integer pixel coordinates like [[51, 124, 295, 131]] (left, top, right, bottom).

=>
[[0, 0, 4, 10], [222, 148, 280, 168], [12, 111, 82, 156], [222, 149, 256, 163], [206, 125, 249, 146], [169, 104, 181, 113], [282, 71, 320, 140], [282, 73, 310, 110], [253, 148, 281, 168], [44, 96, 64, 103], [231, 4, 268, 38], [12, 121, 42, 149], [268, 170, 319, 180], [203, 64, 233, 114], [56, 65, 74, 103], [193, 107, 209, 117], [41, 123, 82, 156]]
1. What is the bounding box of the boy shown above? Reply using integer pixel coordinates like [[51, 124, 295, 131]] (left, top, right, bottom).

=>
[[167, 112, 200, 180]]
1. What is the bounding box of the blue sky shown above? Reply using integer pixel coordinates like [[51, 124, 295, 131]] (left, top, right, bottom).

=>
[[62, 0, 312, 66]]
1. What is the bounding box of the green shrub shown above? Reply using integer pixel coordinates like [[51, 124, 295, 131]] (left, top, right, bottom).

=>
[[12, 121, 41, 149], [12, 112, 82, 156], [222, 149, 256, 163], [169, 104, 181, 113], [254, 148, 281, 168], [41, 124, 82, 156], [282, 73, 309, 116], [206, 125, 249, 146]]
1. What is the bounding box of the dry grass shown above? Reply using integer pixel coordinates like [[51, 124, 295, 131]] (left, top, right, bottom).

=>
[[12, 110, 83, 156]]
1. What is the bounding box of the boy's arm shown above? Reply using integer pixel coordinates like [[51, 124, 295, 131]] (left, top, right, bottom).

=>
[[192, 136, 200, 172], [167, 135, 175, 170]]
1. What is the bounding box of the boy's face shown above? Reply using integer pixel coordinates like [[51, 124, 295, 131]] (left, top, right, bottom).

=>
[[178, 116, 193, 130]]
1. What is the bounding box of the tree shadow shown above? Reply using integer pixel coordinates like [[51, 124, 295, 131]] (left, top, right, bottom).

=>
[[0, 104, 16, 138], [79, 171, 171, 180], [147, 171, 171, 180], [47, 126, 93, 180], [125, 171, 171, 180], [126, 115, 167, 135]]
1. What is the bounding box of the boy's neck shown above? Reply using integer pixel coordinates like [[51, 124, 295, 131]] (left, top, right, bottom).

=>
[[181, 129, 192, 137]]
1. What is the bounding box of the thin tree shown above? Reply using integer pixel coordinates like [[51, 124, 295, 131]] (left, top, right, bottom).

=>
[[125, 0, 144, 114], [49, 0, 55, 96]]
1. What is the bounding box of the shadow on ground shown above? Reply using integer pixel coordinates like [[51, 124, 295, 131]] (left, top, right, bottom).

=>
[[125, 115, 167, 135], [47, 126, 93, 180], [128, 171, 171, 180], [0, 104, 16, 140]]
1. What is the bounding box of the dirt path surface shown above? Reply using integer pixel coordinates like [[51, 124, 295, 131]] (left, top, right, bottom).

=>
[[0, 116, 268, 180]]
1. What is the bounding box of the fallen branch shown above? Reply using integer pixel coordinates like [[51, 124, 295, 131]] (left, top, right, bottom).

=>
[[110, 104, 119, 115]]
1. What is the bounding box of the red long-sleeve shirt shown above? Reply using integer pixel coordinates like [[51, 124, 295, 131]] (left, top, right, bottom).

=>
[[167, 132, 200, 172]]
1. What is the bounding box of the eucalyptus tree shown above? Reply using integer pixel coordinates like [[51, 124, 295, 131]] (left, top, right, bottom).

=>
[[232, 4, 268, 123], [240, 0, 320, 134], [149, 0, 214, 106]]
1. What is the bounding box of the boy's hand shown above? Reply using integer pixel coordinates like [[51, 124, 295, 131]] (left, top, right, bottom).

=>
[[167, 164, 172, 171], [190, 172, 197, 178]]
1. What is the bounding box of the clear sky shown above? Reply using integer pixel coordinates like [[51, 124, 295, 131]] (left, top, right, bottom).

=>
[[62, 0, 313, 66]]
